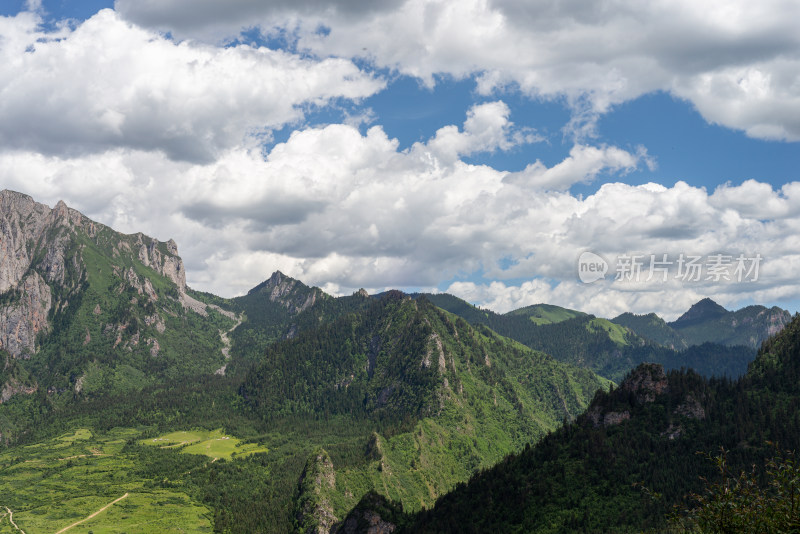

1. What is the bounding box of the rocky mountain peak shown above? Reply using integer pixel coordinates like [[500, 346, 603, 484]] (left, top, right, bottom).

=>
[[671, 298, 728, 327], [295, 448, 338, 534], [620, 363, 668, 403], [248, 270, 320, 315], [588, 363, 669, 428], [0, 192, 190, 363]]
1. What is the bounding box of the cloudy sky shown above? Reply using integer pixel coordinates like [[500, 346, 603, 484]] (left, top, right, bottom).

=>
[[1, 0, 799, 320]]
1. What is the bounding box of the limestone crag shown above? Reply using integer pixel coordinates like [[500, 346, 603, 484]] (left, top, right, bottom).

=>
[[0, 189, 189, 360], [335, 492, 399, 534], [0, 377, 37, 404], [588, 363, 669, 428], [621, 363, 668, 403], [0, 190, 51, 293], [255, 270, 320, 315], [588, 408, 631, 427], [674, 393, 706, 420], [296, 449, 338, 534], [0, 271, 52, 359], [136, 234, 186, 292]]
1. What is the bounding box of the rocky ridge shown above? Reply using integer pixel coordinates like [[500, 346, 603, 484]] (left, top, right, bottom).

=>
[[249, 270, 321, 315], [588, 363, 705, 435], [295, 449, 339, 534], [0, 189, 207, 404]]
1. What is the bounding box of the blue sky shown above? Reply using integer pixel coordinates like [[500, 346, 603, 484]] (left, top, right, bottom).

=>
[[1, 0, 799, 319]]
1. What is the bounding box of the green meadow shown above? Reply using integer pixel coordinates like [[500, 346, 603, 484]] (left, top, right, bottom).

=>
[[0, 427, 225, 533], [140, 428, 269, 460]]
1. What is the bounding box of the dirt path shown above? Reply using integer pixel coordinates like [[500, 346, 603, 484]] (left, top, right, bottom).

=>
[[214, 314, 243, 376], [3, 506, 25, 534], [54, 493, 129, 534]]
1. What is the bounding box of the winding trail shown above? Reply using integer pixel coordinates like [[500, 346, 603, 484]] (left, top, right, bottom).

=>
[[214, 313, 243, 376], [3, 506, 25, 534], [54, 493, 129, 534]]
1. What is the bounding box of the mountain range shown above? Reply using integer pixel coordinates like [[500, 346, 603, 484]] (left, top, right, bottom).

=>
[[0, 190, 795, 533], [354, 311, 800, 532]]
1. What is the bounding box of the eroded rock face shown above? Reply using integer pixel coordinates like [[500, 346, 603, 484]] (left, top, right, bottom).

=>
[[339, 510, 397, 534], [0, 190, 189, 359], [296, 449, 338, 534], [675, 394, 706, 420], [621, 363, 668, 403], [336, 492, 399, 534], [135, 234, 186, 292], [0, 377, 37, 403], [0, 190, 51, 293], [0, 271, 52, 359], [255, 271, 320, 315], [588, 407, 631, 427], [588, 363, 669, 428]]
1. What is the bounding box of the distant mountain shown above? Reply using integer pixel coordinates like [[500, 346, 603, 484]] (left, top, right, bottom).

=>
[[504, 303, 587, 325], [228, 272, 371, 372], [422, 293, 758, 381], [1, 189, 794, 534], [422, 293, 642, 380], [671, 297, 729, 327], [612, 312, 689, 350], [668, 298, 791, 349], [353, 313, 800, 533]]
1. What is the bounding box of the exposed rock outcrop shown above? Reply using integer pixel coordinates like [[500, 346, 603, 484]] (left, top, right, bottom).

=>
[[0, 271, 52, 359], [0, 190, 51, 293], [295, 448, 338, 534], [675, 393, 705, 420], [621, 363, 668, 403], [0, 190, 188, 359], [135, 234, 186, 292], [250, 271, 321, 315], [1, 377, 37, 403], [588, 363, 668, 428], [588, 408, 631, 427], [335, 491, 400, 534]]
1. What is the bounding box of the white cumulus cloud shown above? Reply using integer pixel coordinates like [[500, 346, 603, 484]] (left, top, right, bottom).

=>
[[0, 9, 383, 162], [116, 0, 800, 141], [2, 105, 798, 319]]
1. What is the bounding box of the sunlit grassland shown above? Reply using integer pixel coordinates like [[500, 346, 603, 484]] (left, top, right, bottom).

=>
[[0, 427, 213, 533], [139, 428, 269, 460]]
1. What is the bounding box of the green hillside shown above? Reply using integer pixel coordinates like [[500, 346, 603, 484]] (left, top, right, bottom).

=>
[[667, 298, 791, 349], [505, 303, 587, 325], [239, 292, 610, 528], [612, 312, 689, 350], [0, 194, 239, 446], [0, 194, 789, 534], [0, 275, 610, 534], [228, 273, 371, 373], [427, 292, 761, 381], [372, 314, 800, 533]]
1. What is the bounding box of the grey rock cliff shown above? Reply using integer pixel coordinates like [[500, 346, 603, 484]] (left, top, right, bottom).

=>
[[135, 233, 186, 292], [0, 271, 52, 359], [0, 190, 51, 293], [296, 449, 338, 534], [0, 190, 188, 359], [251, 270, 321, 315]]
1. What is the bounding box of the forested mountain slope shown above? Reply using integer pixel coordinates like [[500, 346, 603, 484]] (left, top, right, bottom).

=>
[[0, 190, 236, 442], [359, 312, 800, 533], [424, 292, 758, 380]]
